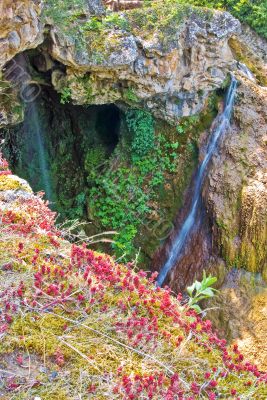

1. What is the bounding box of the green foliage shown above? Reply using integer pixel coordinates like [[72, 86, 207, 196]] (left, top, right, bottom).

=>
[[89, 167, 151, 229], [126, 109, 155, 160], [83, 14, 130, 32], [112, 225, 138, 258], [187, 271, 218, 313], [87, 130, 180, 259], [67, 192, 87, 219], [185, 0, 267, 38], [43, 0, 87, 23], [60, 87, 72, 105], [83, 17, 103, 32], [176, 125, 185, 135], [43, 0, 88, 46], [84, 145, 106, 184], [123, 88, 140, 104], [103, 13, 130, 31], [127, 0, 203, 48]]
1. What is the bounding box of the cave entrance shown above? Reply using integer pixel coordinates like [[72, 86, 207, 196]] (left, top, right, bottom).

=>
[[95, 104, 121, 151], [1, 80, 122, 220]]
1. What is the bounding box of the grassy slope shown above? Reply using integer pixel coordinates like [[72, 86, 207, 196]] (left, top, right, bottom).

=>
[[0, 155, 266, 399]]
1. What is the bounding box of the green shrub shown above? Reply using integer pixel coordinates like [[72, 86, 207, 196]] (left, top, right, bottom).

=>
[[187, 271, 218, 313], [87, 130, 180, 260], [84, 145, 106, 184], [60, 87, 72, 104], [112, 225, 138, 258], [103, 13, 130, 31], [126, 109, 155, 160], [123, 88, 140, 104]]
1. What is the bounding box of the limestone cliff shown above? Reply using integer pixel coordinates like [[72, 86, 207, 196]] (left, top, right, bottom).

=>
[[49, 6, 240, 123], [0, 0, 43, 69], [0, 0, 266, 373], [0, 0, 242, 125], [205, 77, 267, 279]]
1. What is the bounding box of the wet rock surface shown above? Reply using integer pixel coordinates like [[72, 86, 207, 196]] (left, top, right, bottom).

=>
[[205, 77, 267, 278]]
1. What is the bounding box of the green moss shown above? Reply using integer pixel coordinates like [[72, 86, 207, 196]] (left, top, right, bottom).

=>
[[127, 0, 212, 48], [123, 88, 140, 104], [0, 78, 24, 126], [229, 38, 267, 86]]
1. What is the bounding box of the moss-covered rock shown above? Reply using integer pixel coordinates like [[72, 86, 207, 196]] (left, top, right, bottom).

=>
[[46, 1, 240, 122], [205, 77, 267, 278]]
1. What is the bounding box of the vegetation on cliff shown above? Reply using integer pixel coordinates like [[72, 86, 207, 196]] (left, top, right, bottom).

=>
[[42, 0, 267, 41], [0, 154, 267, 399], [186, 0, 267, 39]]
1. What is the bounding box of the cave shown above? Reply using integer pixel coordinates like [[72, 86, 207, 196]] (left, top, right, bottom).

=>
[[1, 77, 122, 221]]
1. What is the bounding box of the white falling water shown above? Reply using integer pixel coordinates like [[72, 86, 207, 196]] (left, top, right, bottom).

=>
[[157, 76, 237, 287], [237, 62, 256, 81], [28, 100, 52, 201]]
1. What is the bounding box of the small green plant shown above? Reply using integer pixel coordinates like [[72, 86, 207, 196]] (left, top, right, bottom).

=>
[[126, 109, 155, 160], [60, 87, 72, 104], [112, 225, 137, 258], [186, 271, 218, 313], [84, 145, 107, 184], [124, 88, 140, 104], [104, 13, 130, 31], [176, 125, 184, 135], [83, 17, 103, 32]]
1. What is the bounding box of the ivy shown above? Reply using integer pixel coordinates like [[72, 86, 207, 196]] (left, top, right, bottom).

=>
[[88, 130, 180, 260], [60, 87, 72, 105], [125, 109, 155, 161]]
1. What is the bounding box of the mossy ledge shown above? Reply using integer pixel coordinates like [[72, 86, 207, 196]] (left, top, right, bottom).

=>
[[0, 154, 267, 399]]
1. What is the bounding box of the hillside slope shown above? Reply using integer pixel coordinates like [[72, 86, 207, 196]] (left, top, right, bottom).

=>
[[0, 155, 266, 399]]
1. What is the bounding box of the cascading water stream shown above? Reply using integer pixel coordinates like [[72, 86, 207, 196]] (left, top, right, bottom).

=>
[[157, 76, 238, 287], [237, 62, 255, 81], [7, 53, 53, 201], [27, 100, 52, 201]]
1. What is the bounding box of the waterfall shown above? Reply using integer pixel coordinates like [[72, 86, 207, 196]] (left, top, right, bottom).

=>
[[157, 76, 237, 287], [237, 62, 255, 81], [7, 53, 53, 201], [26, 100, 52, 201]]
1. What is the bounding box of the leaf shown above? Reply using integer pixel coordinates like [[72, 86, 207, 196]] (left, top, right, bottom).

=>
[[206, 276, 217, 286], [191, 304, 202, 314], [200, 288, 216, 297], [187, 283, 195, 296]]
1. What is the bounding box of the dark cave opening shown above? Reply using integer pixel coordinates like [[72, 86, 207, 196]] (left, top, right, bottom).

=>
[[1, 77, 123, 220], [95, 105, 121, 151]]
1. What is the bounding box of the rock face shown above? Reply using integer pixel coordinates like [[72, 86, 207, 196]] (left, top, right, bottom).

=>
[[0, 0, 43, 127], [0, 2, 241, 127], [49, 6, 240, 123], [159, 76, 267, 369], [0, 0, 43, 69], [206, 269, 267, 371], [87, 0, 105, 15], [205, 77, 267, 279], [230, 24, 267, 86]]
